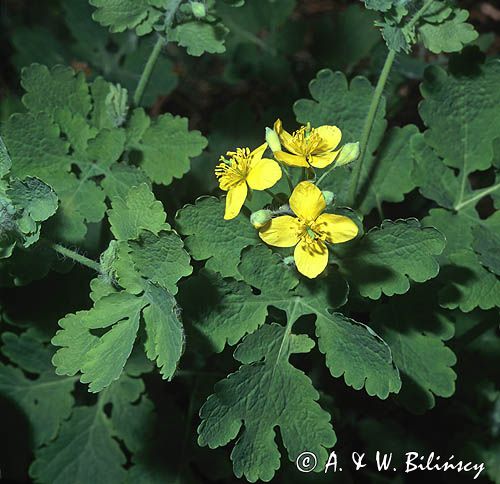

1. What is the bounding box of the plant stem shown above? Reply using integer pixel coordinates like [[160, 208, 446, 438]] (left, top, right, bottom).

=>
[[347, 48, 396, 207], [132, 0, 182, 106], [265, 188, 287, 204], [47, 241, 101, 273], [454, 182, 500, 211], [282, 165, 294, 194], [133, 35, 165, 107], [316, 160, 339, 187], [453, 316, 500, 352]]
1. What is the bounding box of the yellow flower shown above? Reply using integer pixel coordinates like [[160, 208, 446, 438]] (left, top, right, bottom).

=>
[[259, 181, 358, 278], [215, 143, 282, 220], [273, 119, 342, 168]]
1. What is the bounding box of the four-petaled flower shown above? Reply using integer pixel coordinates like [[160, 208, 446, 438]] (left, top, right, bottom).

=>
[[258, 181, 358, 278], [215, 143, 282, 220], [273, 119, 342, 168]]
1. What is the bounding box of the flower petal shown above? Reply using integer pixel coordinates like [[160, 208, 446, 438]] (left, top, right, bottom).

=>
[[274, 119, 301, 155], [224, 182, 248, 220], [259, 215, 302, 247], [247, 158, 282, 190], [315, 125, 342, 152], [289, 181, 326, 223], [294, 237, 328, 279], [309, 151, 339, 169], [250, 142, 268, 163], [313, 213, 359, 243], [274, 151, 309, 167]]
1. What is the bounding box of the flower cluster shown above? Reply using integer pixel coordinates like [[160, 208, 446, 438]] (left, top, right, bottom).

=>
[[215, 119, 360, 279]]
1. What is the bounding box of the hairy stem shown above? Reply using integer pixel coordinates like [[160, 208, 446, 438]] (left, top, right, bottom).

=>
[[347, 48, 396, 207], [47, 241, 101, 273], [133, 35, 165, 107], [132, 0, 182, 106]]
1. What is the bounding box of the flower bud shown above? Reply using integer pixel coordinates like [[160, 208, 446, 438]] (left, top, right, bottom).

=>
[[283, 256, 295, 266], [322, 190, 334, 206], [336, 142, 360, 166], [265, 127, 281, 153], [250, 209, 272, 229], [191, 1, 206, 18]]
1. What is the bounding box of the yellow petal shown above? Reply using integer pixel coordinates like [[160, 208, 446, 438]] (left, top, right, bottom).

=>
[[250, 142, 268, 163], [274, 119, 301, 155], [224, 182, 248, 220], [274, 150, 309, 167], [289, 181, 326, 223], [309, 151, 339, 169], [315, 126, 342, 153], [258, 215, 302, 247], [247, 158, 282, 190], [313, 213, 359, 243], [294, 237, 328, 279]]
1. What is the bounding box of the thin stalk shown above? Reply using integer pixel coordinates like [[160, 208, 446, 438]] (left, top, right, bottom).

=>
[[47, 241, 101, 273], [282, 165, 294, 194], [347, 0, 435, 207], [453, 316, 500, 352], [133, 35, 165, 106], [132, 0, 182, 106], [454, 182, 500, 211], [316, 160, 339, 187], [347, 48, 396, 207]]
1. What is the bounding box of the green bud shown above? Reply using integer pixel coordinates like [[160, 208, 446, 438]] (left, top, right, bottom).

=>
[[265, 127, 281, 153], [336, 142, 360, 166], [191, 1, 206, 18], [105, 84, 129, 127], [250, 209, 272, 229], [322, 190, 334, 206], [283, 256, 295, 266]]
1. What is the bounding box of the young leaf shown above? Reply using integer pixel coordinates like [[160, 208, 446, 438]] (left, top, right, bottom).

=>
[[198, 323, 336, 482], [169, 22, 229, 56], [419, 9, 478, 54], [334, 219, 445, 299]]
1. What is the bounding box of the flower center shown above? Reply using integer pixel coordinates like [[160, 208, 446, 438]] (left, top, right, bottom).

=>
[[292, 125, 322, 157], [215, 148, 252, 189]]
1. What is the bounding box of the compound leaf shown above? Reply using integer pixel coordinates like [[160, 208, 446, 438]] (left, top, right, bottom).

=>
[[198, 323, 336, 482]]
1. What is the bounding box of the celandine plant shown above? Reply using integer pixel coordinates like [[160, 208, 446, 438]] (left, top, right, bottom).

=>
[[0, 0, 499, 483]]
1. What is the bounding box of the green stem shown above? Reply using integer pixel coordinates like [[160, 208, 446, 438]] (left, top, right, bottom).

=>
[[453, 315, 500, 352], [132, 0, 182, 106], [282, 165, 294, 194], [454, 182, 500, 211], [316, 160, 338, 187], [47, 241, 101, 273], [347, 48, 396, 207], [133, 35, 165, 107]]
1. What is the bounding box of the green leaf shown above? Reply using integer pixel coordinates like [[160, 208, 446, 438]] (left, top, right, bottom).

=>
[[334, 219, 446, 299], [7, 177, 58, 222], [362, 0, 395, 12], [169, 22, 229, 56], [30, 373, 152, 484], [21, 64, 91, 123], [372, 285, 457, 413], [130, 113, 208, 185], [419, 61, 500, 176], [419, 9, 478, 54], [0, 332, 75, 446], [183, 245, 400, 399], [440, 250, 500, 312], [198, 323, 336, 482], [108, 183, 170, 241], [176, 196, 259, 278], [89, 0, 162, 35], [472, 212, 500, 276], [53, 275, 187, 391]]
